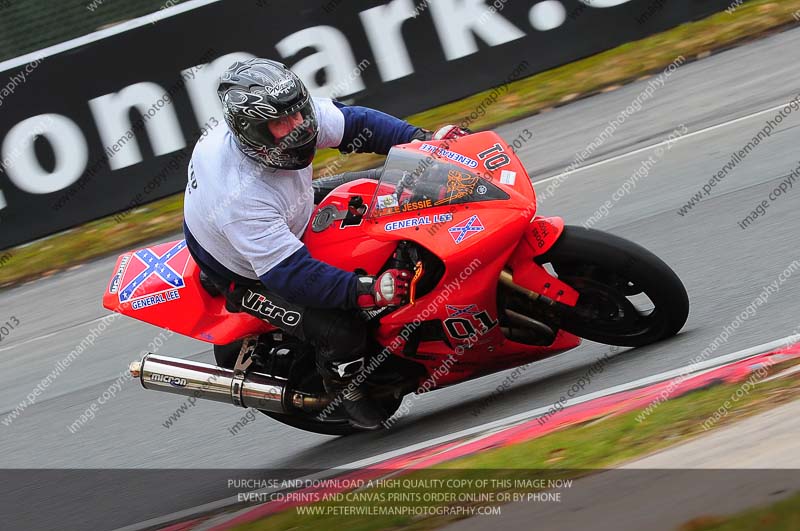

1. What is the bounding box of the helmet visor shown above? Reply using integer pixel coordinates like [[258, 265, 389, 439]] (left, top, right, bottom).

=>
[[242, 102, 317, 151]]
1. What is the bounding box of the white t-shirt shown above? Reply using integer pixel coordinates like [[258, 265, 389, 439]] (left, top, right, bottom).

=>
[[183, 97, 345, 280]]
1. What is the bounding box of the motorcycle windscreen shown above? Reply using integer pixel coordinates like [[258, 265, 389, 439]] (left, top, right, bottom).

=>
[[368, 148, 509, 218]]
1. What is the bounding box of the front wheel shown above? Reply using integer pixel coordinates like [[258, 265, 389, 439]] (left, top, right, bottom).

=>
[[537, 226, 689, 347]]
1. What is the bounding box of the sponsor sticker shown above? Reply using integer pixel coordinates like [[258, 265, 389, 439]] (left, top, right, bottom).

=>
[[434, 169, 480, 206], [419, 143, 479, 168], [131, 289, 180, 310], [149, 373, 188, 388], [242, 291, 302, 327], [377, 194, 399, 209], [446, 304, 480, 318], [530, 220, 552, 250], [500, 170, 517, 186], [448, 215, 485, 244], [443, 304, 498, 340], [384, 213, 453, 231], [118, 240, 190, 306], [376, 198, 435, 216], [109, 255, 130, 294], [400, 198, 432, 212]]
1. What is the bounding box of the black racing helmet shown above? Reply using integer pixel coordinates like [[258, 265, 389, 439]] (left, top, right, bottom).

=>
[[218, 58, 318, 170]]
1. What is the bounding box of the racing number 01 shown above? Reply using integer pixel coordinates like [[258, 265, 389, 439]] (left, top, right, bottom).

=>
[[444, 310, 498, 339]]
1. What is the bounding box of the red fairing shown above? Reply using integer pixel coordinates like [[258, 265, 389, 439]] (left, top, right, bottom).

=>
[[302, 178, 399, 274], [355, 135, 579, 386], [101, 241, 273, 345], [103, 131, 581, 387]]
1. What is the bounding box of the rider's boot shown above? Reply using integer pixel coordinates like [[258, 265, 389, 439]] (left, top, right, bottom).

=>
[[322, 358, 386, 430]]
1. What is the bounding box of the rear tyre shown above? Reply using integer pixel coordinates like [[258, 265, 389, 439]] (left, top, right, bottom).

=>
[[537, 226, 689, 347], [213, 341, 242, 368], [215, 341, 402, 435], [262, 394, 403, 436], [262, 411, 360, 436]]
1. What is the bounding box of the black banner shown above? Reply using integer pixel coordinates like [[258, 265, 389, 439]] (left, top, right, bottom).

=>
[[0, 0, 732, 249]]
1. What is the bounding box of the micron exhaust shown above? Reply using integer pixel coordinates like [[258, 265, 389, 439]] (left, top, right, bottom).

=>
[[129, 353, 291, 413]]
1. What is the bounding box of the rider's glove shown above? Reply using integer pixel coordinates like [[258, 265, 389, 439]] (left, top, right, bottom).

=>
[[356, 269, 412, 309], [410, 125, 471, 143], [432, 124, 472, 140]]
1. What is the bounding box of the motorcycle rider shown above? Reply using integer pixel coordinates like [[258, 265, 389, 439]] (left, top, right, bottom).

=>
[[183, 58, 468, 429]]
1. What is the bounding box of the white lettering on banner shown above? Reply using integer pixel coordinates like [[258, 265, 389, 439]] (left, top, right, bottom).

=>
[[185, 52, 255, 129], [360, 0, 416, 82], [0, 0, 642, 216], [3, 114, 88, 194], [89, 82, 186, 170], [276, 26, 367, 99], [581, 0, 635, 7], [529, 1, 567, 31], [429, 0, 526, 60]]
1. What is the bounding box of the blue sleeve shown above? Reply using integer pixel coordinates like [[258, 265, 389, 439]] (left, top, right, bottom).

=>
[[259, 246, 359, 309], [333, 101, 424, 155]]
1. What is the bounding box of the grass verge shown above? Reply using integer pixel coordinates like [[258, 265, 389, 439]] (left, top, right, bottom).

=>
[[231, 359, 800, 531], [3, 0, 800, 288], [679, 492, 800, 531]]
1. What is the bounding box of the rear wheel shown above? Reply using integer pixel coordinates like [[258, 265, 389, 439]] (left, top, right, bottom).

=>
[[213, 341, 242, 368], [262, 411, 360, 436], [262, 394, 403, 437], [265, 358, 404, 436], [214, 340, 403, 436], [536, 226, 689, 347]]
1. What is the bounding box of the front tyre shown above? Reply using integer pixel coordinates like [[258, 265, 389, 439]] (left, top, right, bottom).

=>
[[537, 226, 689, 347]]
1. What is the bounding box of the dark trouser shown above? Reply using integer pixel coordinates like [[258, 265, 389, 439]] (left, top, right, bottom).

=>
[[225, 283, 370, 378]]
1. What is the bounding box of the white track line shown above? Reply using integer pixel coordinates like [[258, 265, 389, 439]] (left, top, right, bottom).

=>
[[0, 0, 223, 73], [0, 315, 116, 353], [340, 335, 798, 470], [533, 99, 799, 186], [113, 335, 798, 531]]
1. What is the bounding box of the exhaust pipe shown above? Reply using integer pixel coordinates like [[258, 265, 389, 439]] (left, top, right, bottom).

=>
[[129, 353, 290, 413]]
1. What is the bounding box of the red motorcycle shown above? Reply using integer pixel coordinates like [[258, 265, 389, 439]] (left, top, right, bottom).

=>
[[103, 131, 689, 435]]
